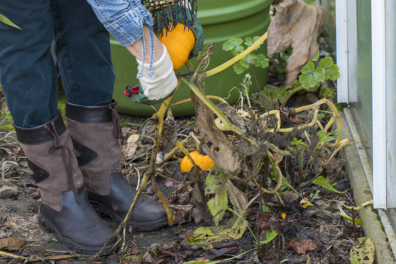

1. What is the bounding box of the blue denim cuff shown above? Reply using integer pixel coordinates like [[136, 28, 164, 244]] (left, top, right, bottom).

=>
[[105, 5, 153, 46]]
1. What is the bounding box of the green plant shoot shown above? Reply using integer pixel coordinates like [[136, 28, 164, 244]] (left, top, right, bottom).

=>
[[223, 37, 269, 75], [0, 14, 21, 30], [299, 57, 340, 88]]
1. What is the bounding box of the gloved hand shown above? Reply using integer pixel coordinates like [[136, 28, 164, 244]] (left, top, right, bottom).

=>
[[125, 45, 178, 105]]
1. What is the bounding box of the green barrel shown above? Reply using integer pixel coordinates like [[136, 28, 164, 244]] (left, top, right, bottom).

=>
[[112, 0, 272, 116]]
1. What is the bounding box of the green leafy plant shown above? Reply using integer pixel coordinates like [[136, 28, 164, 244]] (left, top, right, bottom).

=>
[[310, 190, 320, 199], [312, 176, 348, 194], [350, 237, 375, 264], [223, 37, 269, 76], [299, 57, 340, 88], [205, 166, 229, 226], [259, 230, 278, 244], [317, 129, 341, 148]]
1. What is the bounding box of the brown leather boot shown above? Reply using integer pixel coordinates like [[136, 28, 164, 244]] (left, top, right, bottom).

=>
[[14, 112, 115, 254], [65, 100, 168, 232]]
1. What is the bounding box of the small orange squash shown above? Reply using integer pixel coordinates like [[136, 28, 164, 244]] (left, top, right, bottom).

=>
[[180, 151, 214, 172], [159, 23, 195, 71]]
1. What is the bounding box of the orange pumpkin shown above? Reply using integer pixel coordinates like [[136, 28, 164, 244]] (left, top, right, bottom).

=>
[[180, 151, 214, 172], [159, 23, 195, 71]]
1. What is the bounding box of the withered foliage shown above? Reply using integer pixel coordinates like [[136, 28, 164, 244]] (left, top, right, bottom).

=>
[[268, 0, 326, 86]]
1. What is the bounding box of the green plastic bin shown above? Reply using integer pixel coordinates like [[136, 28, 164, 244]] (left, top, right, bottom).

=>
[[112, 0, 272, 116]]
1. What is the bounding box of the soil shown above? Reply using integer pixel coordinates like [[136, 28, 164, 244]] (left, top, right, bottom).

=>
[[0, 107, 364, 264], [0, 36, 364, 264]]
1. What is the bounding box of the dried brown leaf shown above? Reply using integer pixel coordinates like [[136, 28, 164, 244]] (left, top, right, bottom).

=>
[[0, 237, 25, 251], [0, 186, 18, 198], [257, 211, 277, 231], [162, 109, 177, 152], [283, 190, 300, 203], [191, 92, 241, 176], [290, 238, 317, 254], [164, 179, 180, 188], [325, 158, 346, 175], [290, 115, 306, 124], [268, 0, 326, 86]]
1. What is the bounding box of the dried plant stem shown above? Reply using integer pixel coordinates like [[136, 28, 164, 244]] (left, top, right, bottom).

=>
[[95, 80, 181, 258], [352, 208, 356, 241], [0, 251, 87, 262], [137, 134, 191, 171], [250, 65, 261, 91], [276, 214, 281, 264]]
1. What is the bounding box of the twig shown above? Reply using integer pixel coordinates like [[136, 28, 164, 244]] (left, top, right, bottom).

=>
[[318, 245, 333, 262], [0, 250, 86, 262], [94, 80, 181, 258], [155, 171, 182, 184], [250, 65, 261, 91], [257, 224, 261, 257], [135, 167, 141, 191], [243, 192, 260, 211], [296, 167, 324, 191], [352, 208, 356, 241], [189, 132, 201, 145], [136, 135, 191, 171], [276, 214, 280, 264]]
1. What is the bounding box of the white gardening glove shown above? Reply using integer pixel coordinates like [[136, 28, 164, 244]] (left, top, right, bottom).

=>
[[131, 45, 177, 104]]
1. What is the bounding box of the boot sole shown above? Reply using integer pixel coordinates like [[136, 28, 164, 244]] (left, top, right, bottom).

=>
[[38, 210, 116, 255], [90, 201, 168, 232]]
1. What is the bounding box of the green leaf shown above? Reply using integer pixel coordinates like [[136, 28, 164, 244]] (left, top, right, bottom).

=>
[[312, 176, 348, 194], [0, 14, 22, 30], [310, 190, 320, 199], [282, 175, 300, 195], [223, 38, 243, 51], [325, 64, 340, 81], [303, 0, 316, 3], [231, 45, 244, 56], [290, 138, 309, 149], [246, 54, 257, 65], [338, 206, 362, 225], [319, 57, 334, 69], [245, 36, 262, 50], [259, 231, 278, 244], [208, 188, 228, 226], [245, 37, 254, 47], [350, 237, 375, 264], [312, 51, 319, 62], [331, 205, 362, 225], [280, 260, 289, 264], [206, 166, 229, 225], [301, 61, 315, 74], [312, 67, 326, 83], [223, 38, 244, 56], [255, 54, 270, 68], [233, 61, 249, 74], [299, 73, 317, 88], [262, 205, 271, 212], [206, 166, 228, 195], [317, 130, 340, 146]]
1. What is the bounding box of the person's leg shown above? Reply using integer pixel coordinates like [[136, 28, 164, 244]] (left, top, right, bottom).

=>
[[0, 0, 58, 127], [0, 2, 116, 253], [52, 0, 168, 231], [49, 0, 115, 106]]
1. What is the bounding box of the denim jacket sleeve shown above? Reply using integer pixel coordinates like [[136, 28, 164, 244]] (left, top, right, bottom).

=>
[[86, 0, 155, 78], [85, 0, 153, 47]]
